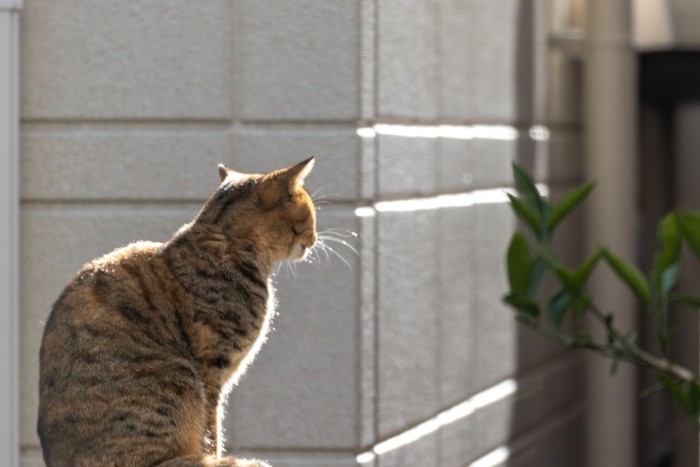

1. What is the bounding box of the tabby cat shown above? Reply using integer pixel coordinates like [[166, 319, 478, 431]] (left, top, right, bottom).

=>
[[37, 158, 318, 467]]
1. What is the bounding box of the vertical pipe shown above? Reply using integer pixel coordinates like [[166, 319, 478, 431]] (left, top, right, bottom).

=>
[[584, 1, 638, 466], [0, 1, 21, 466]]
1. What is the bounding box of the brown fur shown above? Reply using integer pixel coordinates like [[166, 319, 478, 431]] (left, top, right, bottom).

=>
[[37, 159, 318, 467]]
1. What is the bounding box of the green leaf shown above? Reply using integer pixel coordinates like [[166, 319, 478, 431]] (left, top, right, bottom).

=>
[[526, 257, 547, 299], [603, 249, 651, 305], [507, 194, 542, 236], [572, 293, 592, 316], [546, 290, 573, 329], [657, 373, 687, 411], [538, 252, 576, 288], [572, 249, 604, 286], [658, 374, 700, 418], [670, 294, 700, 309], [687, 380, 700, 418], [506, 232, 533, 296], [678, 211, 700, 260], [549, 181, 596, 230], [503, 294, 540, 317], [512, 163, 544, 214], [661, 262, 680, 295], [658, 214, 682, 269], [652, 214, 682, 297]]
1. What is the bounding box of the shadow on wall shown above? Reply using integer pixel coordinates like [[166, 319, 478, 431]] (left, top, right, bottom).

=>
[[505, 1, 586, 465]]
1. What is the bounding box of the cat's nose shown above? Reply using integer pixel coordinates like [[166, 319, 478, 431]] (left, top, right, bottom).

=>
[[304, 232, 317, 248]]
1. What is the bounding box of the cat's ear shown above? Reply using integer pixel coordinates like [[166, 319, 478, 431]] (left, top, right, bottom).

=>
[[218, 163, 247, 183], [281, 157, 315, 191], [218, 163, 230, 182]]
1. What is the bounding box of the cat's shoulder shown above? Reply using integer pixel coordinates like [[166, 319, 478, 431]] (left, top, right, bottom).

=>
[[91, 240, 164, 267]]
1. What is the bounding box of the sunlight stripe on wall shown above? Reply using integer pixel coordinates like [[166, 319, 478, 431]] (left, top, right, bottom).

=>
[[355, 123, 550, 141], [469, 446, 511, 467], [354, 184, 549, 217], [354, 379, 518, 463]]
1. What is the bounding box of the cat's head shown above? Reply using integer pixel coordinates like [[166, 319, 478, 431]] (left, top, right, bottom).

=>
[[205, 158, 317, 263]]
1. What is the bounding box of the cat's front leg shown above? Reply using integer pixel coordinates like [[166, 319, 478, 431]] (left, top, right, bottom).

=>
[[204, 392, 221, 456]]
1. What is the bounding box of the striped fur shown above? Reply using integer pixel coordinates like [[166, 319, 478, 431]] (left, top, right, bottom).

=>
[[37, 159, 317, 467]]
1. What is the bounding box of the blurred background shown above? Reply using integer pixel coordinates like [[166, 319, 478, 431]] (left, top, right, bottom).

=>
[[2, 0, 700, 466]]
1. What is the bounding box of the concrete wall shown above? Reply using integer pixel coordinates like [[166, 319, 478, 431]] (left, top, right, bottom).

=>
[[18, 1, 585, 466]]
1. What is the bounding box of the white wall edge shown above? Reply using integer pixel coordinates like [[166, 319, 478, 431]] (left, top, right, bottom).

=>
[[0, 0, 22, 11], [0, 6, 21, 467]]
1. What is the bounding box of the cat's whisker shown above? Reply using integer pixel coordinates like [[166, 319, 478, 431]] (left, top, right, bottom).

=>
[[316, 244, 329, 268], [318, 236, 360, 257], [318, 242, 354, 270], [318, 228, 358, 239], [320, 243, 333, 268], [311, 247, 327, 268], [310, 187, 326, 201], [311, 239, 332, 268], [290, 261, 298, 279]]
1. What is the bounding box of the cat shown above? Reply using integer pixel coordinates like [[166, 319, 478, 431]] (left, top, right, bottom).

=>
[[37, 158, 318, 467]]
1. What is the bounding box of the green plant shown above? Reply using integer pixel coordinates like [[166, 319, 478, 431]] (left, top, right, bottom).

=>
[[504, 163, 700, 422]]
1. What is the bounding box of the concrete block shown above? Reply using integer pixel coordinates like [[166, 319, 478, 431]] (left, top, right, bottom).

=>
[[377, 429, 439, 467], [439, 0, 543, 123], [231, 127, 365, 201], [472, 397, 514, 459], [436, 0, 472, 121], [438, 205, 475, 406], [228, 210, 369, 450], [471, 202, 517, 389], [473, 358, 583, 456], [20, 204, 198, 446], [515, 323, 566, 372], [360, 0, 376, 121], [232, 0, 360, 121], [510, 411, 584, 467], [439, 357, 583, 466], [377, 0, 438, 119], [377, 134, 438, 197], [515, 357, 584, 434], [461, 411, 584, 467], [360, 131, 377, 201], [440, 415, 475, 467], [21, 130, 230, 201], [21, 0, 232, 120], [437, 138, 475, 192], [474, 137, 537, 189], [439, 135, 537, 192], [376, 210, 440, 437]]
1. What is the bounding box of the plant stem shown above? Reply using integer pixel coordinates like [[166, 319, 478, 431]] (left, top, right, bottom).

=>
[[586, 304, 695, 381], [518, 306, 697, 383]]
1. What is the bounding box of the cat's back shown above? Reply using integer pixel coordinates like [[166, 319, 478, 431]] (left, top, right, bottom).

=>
[[38, 240, 207, 466], [40, 240, 168, 346]]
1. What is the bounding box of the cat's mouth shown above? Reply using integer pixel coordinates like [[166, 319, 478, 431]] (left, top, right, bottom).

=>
[[287, 242, 308, 261], [288, 233, 317, 261]]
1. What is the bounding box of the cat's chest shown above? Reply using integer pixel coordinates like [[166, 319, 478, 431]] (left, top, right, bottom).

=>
[[216, 283, 276, 386]]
